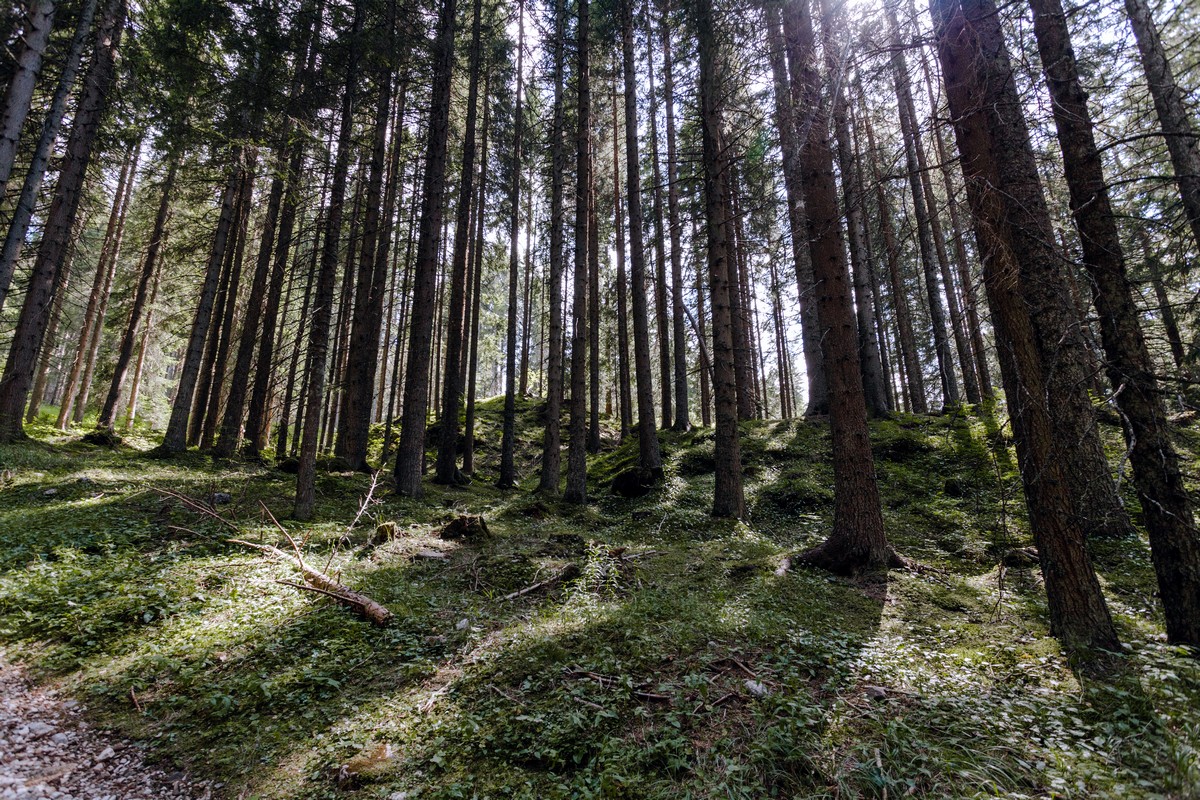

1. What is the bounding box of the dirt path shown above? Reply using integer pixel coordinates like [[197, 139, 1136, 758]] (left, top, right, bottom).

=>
[[0, 652, 212, 800]]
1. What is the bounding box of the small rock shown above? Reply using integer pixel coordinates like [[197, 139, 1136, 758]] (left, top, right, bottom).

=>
[[210, 492, 232, 505], [864, 685, 888, 700], [744, 679, 770, 698], [43, 488, 58, 496], [95, 746, 115, 762], [455, 618, 469, 631], [389, 792, 410, 800], [25, 722, 54, 738]]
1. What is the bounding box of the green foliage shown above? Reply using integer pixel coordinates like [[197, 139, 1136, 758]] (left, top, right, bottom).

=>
[[0, 406, 1195, 799]]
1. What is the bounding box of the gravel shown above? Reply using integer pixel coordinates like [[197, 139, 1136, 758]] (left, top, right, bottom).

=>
[[0, 654, 213, 800]]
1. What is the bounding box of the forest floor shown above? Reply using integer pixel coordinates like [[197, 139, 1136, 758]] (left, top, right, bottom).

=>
[[1, 398, 1198, 799]]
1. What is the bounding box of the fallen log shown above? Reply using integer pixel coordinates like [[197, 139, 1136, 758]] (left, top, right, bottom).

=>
[[231, 537, 394, 627]]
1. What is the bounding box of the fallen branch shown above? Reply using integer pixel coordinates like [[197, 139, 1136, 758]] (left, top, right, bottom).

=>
[[503, 563, 582, 601], [232, 537, 394, 627]]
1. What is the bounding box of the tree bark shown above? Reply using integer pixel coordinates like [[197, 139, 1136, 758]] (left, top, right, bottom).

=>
[[660, 5, 689, 431], [563, 0, 592, 504], [696, 0, 744, 517], [887, 6, 960, 410], [611, 67, 633, 440], [1029, 0, 1200, 647], [0, 0, 99, 313], [932, 0, 1119, 652], [0, 0, 55, 196], [499, 0, 526, 489], [1123, 0, 1200, 250], [0, 0, 123, 442], [394, 0, 457, 498], [644, 7, 672, 430], [622, 0, 664, 478], [784, 0, 889, 572], [58, 138, 139, 429], [538, 0, 568, 495]]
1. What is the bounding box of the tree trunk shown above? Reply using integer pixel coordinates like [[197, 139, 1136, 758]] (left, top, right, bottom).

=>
[[563, 0, 592, 504], [338, 15, 399, 472], [861, 98, 927, 414], [58, 138, 138, 429], [932, 0, 1119, 652], [587, 164, 601, 453], [1142, 231, 1186, 372], [888, 6, 960, 410], [611, 67, 633, 440], [660, 6, 689, 431], [26, 254, 72, 421], [98, 158, 176, 430], [499, 0, 526, 489], [622, 0, 664, 477], [198, 166, 255, 450], [394, 0, 457, 498], [644, 10, 672, 430], [160, 149, 244, 453], [292, 4, 364, 515], [776, 0, 829, 417], [0, 0, 99, 313], [0, 0, 123, 443], [783, 0, 888, 572], [463, 76, 490, 476], [1123, 0, 1200, 250], [0, 0, 55, 196], [1030, 0, 1200, 647], [824, 27, 888, 417], [124, 264, 161, 430], [538, 0, 568, 495], [696, 0, 743, 517]]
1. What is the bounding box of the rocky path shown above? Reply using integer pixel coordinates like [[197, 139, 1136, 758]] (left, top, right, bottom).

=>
[[0, 653, 212, 800]]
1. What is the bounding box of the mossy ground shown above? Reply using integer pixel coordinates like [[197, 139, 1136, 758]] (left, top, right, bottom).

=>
[[1, 400, 1197, 798]]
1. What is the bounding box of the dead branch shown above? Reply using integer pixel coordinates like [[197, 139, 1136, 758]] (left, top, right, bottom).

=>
[[503, 563, 582, 601]]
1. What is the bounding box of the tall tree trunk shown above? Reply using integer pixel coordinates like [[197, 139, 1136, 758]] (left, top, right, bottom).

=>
[[292, 3, 365, 514], [861, 98, 927, 413], [724, 167, 758, 420], [0, 0, 55, 196], [696, 234, 713, 427], [538, 0, 568, 495], [563, 0, 592, 504], [462, 94, 490, 475], [660, 5, 689, 431], [432, 0, 482, 484], [0, 0, 99, 312], [98, 158, 176, 431], [26, 254, 72, 421], [644, 10, 672, 430], [58, 138, 138, 429], [611, 68, 633, 440], [825, 29, 888, 416], [888, 5, 960, 410], [124, 264, 160, 431], [394, 0, 457, 498], [622, 0, 664, 478], [1123, 0, 1200, 250], [161, 149, 245, 453], [338, 14, 400, 472], [1029, 0, 1200, 647], [696, 0, 744, 516], [0, 0, 123, 442], [910, 26, 993, 400], [587, 163, 601, 453], [932, 0, 1119, 652], [199, 167, 254, 450], [499, 0, 526, 488], [783, 0, 889, 572]]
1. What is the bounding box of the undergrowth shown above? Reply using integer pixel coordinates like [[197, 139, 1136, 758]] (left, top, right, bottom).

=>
[[0, 399, 1195, 799]]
